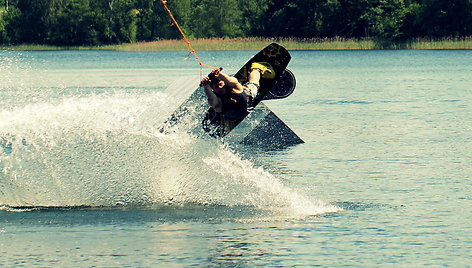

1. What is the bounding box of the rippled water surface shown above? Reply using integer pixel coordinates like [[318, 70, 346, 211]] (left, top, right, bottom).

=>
[[1, 49, 471, 266]]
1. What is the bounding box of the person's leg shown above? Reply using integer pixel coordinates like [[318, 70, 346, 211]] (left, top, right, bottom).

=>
[[243, 69, 261, 100], [244, 62, 276, 101], [248, 69, 261, 86]]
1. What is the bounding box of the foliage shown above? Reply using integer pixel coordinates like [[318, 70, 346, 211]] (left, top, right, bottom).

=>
[[1, 0, 471, 45], [0, 7, 6, 43]]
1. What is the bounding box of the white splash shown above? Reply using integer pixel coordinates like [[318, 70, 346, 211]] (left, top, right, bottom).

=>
[[0, 56, 340, 218]]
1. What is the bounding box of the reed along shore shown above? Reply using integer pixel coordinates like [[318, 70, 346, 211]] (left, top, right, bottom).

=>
[[2, 37, 471, 51]]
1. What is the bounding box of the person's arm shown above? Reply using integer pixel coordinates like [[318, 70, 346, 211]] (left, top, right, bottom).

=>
[[214, 69, 244, 93], [201, 77, 223, 112]]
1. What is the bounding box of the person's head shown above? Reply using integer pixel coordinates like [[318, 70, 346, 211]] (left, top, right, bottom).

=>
[[208, 72, 227, 96]]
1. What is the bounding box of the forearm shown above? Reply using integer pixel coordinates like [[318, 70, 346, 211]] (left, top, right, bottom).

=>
[[218, 72, 243, 92], [203, 85, 222, 112]]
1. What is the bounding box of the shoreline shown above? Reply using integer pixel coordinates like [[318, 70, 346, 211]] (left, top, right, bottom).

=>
[[1, 37, 471, 51]]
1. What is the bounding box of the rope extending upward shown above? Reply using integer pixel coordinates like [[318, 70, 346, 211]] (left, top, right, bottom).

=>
[[159, 0, 218, 70]]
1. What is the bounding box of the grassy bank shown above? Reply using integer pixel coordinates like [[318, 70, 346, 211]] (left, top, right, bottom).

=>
[[2, 37, 471, 51]]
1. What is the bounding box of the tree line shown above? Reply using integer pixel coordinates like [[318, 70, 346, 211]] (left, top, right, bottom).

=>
[[1, 0, 471, 46]]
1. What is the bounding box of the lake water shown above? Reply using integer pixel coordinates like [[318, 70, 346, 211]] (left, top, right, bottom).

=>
[[1, 49, 471, 266]]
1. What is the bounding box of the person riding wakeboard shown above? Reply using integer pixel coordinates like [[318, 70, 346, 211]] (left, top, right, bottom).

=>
[[200, 62, 276, 136]]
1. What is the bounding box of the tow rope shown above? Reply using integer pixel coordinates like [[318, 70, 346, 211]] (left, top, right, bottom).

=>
[[159, 0, 218, 71]]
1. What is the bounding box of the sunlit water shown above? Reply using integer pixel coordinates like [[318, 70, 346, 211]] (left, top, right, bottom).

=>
[[1, 49, 471, 266]]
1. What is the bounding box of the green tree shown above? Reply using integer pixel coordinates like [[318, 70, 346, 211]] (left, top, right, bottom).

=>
[[1, 0, 471, 46], [401, 1, 422, 38], [238, 0, 270, 36], [369, 0, 408, 41], [0, 7, 7, 43], [420, 0, 472, 37], [50, 0, 108, 45], [265, 0, 377, 38], [316, 0, 343, 37], [335, 0, 375, 37], [14, 0, 56, 43], [134, 0, 156, 41], [191, 0, 243, 38], [1, 6, 20, 43]]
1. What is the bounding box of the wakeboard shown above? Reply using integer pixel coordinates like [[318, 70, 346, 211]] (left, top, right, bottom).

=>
[[202, 43, 295, 137]]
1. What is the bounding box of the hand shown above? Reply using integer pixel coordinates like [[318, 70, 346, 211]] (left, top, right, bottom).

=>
[[200, 76, 210, 87], [211, 68, 221, 77]]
